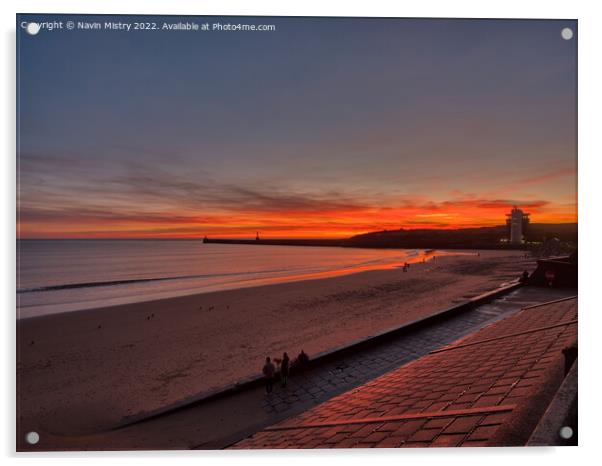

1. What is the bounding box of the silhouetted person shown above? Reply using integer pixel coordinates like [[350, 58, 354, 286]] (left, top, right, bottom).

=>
[[262, 357, 275, 394], [291, 349, 309, 373], [280, 352, 290, 387], [298, 350, 309, 366]]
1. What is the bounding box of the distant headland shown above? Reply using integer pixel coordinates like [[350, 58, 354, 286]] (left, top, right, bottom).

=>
[[203, 222, 577, 252]]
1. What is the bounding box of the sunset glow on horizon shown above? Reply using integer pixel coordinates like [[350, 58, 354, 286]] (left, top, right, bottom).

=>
[[17, 186, 577, 239], [17, 17, 577, 239]]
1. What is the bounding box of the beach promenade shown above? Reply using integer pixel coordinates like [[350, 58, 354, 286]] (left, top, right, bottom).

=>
[[231, 293, 577, 449], [21, 285, 575, 450]]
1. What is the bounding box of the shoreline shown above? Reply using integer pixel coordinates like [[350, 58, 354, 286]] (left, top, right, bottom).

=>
[[17, 248, 470, 320], [17, 250, 536, 436]]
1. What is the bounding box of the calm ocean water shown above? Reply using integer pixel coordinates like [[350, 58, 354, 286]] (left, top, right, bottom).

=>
[[17, 240, 428, 319]]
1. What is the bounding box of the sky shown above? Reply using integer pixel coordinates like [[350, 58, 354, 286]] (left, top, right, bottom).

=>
[[17, 15, 577, 239]]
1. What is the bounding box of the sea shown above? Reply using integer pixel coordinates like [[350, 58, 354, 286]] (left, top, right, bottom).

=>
[[17, 239, 431, 319]]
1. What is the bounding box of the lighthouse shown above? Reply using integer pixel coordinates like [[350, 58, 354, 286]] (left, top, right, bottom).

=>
[[506, 206, 530, 244]]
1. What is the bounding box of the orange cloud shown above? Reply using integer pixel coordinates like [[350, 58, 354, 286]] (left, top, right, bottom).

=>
[[17, 154, 577, 239], [18, 196, 577, 239]]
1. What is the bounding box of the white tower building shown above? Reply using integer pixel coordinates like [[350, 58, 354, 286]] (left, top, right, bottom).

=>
[[506, 206, 529, 245]]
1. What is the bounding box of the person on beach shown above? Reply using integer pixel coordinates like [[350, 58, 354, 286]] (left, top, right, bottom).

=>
[[262, 357, 275, 394], [280, 352, 290, 387]]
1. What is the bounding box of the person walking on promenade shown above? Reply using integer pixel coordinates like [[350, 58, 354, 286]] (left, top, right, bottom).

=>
[[263, 357, 275, 394], [280, 352, 290, 387]]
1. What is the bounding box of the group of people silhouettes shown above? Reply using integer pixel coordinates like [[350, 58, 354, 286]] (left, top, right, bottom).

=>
[[262, 350, 309, 394]]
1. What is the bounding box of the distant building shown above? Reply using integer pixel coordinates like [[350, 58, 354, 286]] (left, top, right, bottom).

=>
[[506, 206, 530, 244]]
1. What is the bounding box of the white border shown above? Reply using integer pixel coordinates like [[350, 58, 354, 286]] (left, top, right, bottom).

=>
[[3, 1, 601, 465]]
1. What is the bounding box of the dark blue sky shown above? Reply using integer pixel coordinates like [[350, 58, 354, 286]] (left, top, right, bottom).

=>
[[17, 15, 577, 238]]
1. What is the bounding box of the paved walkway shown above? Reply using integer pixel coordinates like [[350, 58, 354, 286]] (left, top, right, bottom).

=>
[[232, 294, 577, 449], [254, 287, 573, 420], [34, 286, 574, 450]]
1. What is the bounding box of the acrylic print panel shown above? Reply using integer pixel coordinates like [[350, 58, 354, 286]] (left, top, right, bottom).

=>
[[16, 14, 577, 451]]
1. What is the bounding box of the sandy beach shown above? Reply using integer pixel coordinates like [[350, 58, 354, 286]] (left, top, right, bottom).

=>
[[17, 250, 534, 438]]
